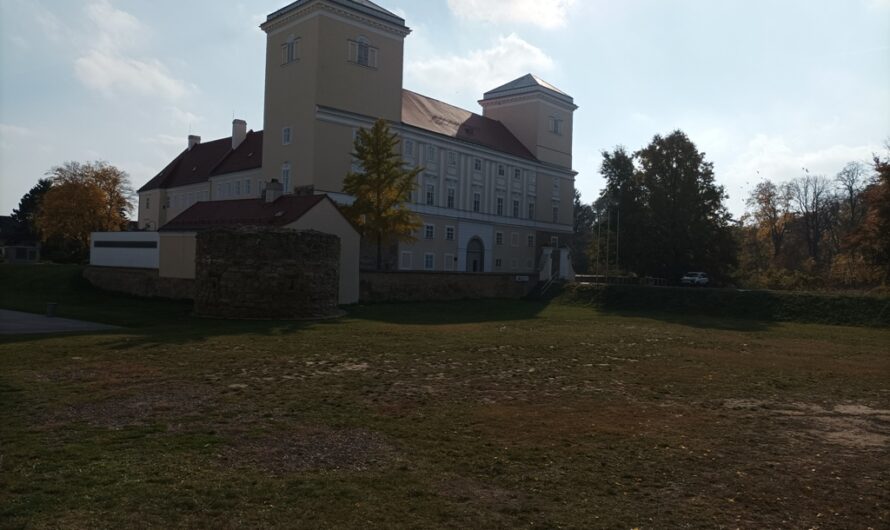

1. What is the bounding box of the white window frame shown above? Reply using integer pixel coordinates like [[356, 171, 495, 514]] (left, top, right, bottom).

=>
[[425, 184, 435, 206], [400, 251, 413, 270], [512, 199, 520, 218], [528, 201, 535, 220], [424, 224, 435, 240], [445, 226, 455, 241], [426, 145, 437, 163], [552, 205, 559, 223], [348, 37, 378, 68], [446, 187, 455, 209], [496, 232, 504, 246], [495, 258, 503, 269], [527, 234, 535, 248], [424, 253, 435, 271], [549, 116, 563, 135], [447, 151, 457, 167], [281, 162, 292, 194], [473, 192, 481, 213], [281, 38, 299, 65], [444, 253, 455, 271], [282, 127, 292, 145], [498, 164, 505, 176], [473, 158, 482, 171], [496, 197, 504, 216]]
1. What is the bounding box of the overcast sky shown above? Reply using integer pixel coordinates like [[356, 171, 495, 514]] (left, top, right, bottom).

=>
[[1, 0, 888, 217]]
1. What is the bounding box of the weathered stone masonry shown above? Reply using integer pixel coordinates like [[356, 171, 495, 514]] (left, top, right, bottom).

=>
[[194, 227, 341, 320]]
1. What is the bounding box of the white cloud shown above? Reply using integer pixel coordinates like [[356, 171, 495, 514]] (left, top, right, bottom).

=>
[[866, 0, 890, 9], [73, 1, 194, 101], [447, 0, 577, 29], [407, 33, 553, 104]]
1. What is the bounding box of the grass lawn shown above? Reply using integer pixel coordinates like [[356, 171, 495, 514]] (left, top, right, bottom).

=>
[[1, 265, 889, 528]]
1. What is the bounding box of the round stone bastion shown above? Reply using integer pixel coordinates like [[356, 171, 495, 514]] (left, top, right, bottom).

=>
[[194, 227, 341, 320]]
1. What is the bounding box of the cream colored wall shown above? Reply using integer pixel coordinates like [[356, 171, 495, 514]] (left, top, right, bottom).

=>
[[482, 101, 540, 164], [535, 101, 573, 168], [290, 200, 361, 305], [137, 190, 164, 230], [210, 169, 266, 200], [313, 15, 404, 123], [262, 15, 321, 191], [401, 213, 539, 273], [262, 9, 405, 195], [158, 232, 197, 279]]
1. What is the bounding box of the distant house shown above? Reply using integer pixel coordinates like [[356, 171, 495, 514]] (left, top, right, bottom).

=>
[[0, 216, 40, 264], [135, 0, 578, 279]]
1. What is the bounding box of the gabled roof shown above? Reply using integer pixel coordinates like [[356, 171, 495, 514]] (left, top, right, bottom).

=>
[[138, 131, 263, 193], [401, 89, 536, 161], [266, 0, 405, 27], [483, 74, 575, 107], [160, 194, 330, 232]]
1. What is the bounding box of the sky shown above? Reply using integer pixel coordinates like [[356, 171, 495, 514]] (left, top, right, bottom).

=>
[[1, 0, 888, 218]]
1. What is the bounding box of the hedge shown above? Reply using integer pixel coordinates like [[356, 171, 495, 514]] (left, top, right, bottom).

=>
[[558, 284, 890, 328]]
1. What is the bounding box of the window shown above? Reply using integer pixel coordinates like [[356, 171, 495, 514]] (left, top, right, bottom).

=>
[[528, 202, 535, 220], [424, 224, 435, 240], [281, 38, 299, 65], [426, 184, 435, 206], [146, 197, 151, 210], [448, 152, 457, 167], [444, 254, 455, 271], [235, 181, 241, 196], [513, 199, 520, 218], [281, 162, 291, 193], [552, 205, 559, 223], [528, 234, 535, 248], [496, 232, 504, 245], [553, 178, 561, 197], [473, 192, 481, 212], [511, 233, 519, 247], [498, 164, 505, 176], [349, 37, 378, 68], [514, 168, 522, 179], [445, 226, 455, 241], [426, 145, 437, 163], [447, 188, 455, 209], [404, 139, 414, 157], [400, 251, 412, 270], [549, 116, 563, 135], [282, 127, 292, 145], [496, 197, 504, 216], [473, 158, 482, 171], [550, 236, 559, 248], [245, 179, 251, 196], [424, 253, 435, 270], [495, 259, 503, 269]]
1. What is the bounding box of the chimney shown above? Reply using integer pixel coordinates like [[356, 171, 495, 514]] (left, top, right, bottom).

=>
[[188, 135, 201, 150], [264, 179, 284, 203], [232, 119, 247, 150]]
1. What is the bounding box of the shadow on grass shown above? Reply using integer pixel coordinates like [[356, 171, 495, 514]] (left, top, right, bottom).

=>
[[597, 307, 775, 332], [346, 299, 548, 326]]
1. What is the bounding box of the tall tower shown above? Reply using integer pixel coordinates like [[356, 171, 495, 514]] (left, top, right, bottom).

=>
[[260, 0, 410, 194], [479, 74, 578, 169]]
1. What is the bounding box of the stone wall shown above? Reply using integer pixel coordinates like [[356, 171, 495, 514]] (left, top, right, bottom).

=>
[[360, 271, 538, 303], [83, 266, 195, 300], [194, 227, 340, 320]]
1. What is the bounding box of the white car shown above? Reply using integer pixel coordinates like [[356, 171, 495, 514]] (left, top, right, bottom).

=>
[[681, 272, 709, 287]]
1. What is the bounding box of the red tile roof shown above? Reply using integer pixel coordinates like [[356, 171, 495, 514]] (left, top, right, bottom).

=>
[[401, 90, 536, 161], [160, 194, 328, 232], [138, 130, 263, 192]]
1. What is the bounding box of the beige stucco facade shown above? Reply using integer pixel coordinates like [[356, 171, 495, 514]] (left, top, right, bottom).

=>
[[138, 0, 579, 279]]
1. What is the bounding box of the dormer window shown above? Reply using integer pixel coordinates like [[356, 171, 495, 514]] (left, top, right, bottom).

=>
[[281, 37, 299, 65], [348, 37, 378, 68]]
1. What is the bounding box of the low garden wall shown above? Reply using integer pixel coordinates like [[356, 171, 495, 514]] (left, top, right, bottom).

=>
[[83, 266, 195, 300], [360, 271, 538, 303], [559, 284, 890, 328]]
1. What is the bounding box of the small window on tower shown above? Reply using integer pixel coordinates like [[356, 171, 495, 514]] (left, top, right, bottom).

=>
[[281, 38, 299, 65], [282, 127, 292, 145], [349, 37, 378, 68]]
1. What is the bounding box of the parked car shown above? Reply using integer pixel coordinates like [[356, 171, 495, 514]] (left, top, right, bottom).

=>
[[681, 272, 710, 287]]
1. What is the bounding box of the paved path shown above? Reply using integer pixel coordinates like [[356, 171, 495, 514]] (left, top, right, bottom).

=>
[[0, 309, 120, 335]]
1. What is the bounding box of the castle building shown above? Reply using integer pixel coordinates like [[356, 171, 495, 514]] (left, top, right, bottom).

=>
[[137, 0, 578, 276]]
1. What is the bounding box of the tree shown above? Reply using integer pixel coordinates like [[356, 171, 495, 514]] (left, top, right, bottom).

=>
[[633, 131, 737, 280], [35, 161, 134, 261], [598, 147, 646, 274], [745, 179, 792, 260], [787, 172, 832, 262], [10, 178, 52, 241], [571, 189, 595, 273], [342, 119, 422, 270], [835, 161, 867, 230], [850, 152, 890, 284]]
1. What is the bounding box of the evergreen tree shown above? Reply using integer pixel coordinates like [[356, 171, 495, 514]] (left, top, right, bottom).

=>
[[10, 178, 52, 241], [342, 119, 422, 270]]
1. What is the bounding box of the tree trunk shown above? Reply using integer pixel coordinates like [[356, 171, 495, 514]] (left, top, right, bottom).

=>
[[376, 233, 382, 271]]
